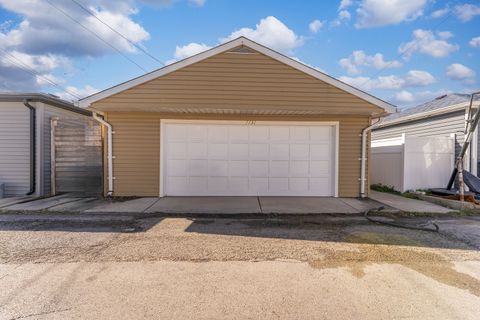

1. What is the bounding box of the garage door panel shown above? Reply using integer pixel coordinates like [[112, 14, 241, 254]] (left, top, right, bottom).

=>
[[189, 160, 208, 176], [230, 143, 249, 159], [290, 160, 309, 177], [310, 127, 332, 140], [269, 178, 289, 192], [291, 144, 309, 159], [229, 126, 249, 141], [250, 143, 269, 159], [163, 122, 336, 196], [310, 144, 331, 160], [270, 161, 289, 177], [270, 127, 290, 140], [310, 160, 330, 176], [208, 160, 228, 176], [208, 126, 228, 141], [188, 143, 207, 158], [208, 143, 228, 159], [291, 127, 309, 140], [270, 144, 289, 160], [230, 160, 249, 176], [167, 142, 187, 159], [188, 126, 207, 141], [250, 161, 268, 177], [290, 178, 309, 192]]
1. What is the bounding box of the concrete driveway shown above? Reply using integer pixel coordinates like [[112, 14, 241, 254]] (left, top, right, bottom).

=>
[[1, 215, 479, 319], [1, 192, 452, 215]]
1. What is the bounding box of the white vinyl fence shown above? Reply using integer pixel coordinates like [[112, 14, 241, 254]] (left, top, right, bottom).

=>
[[371, 134, 455, 192]]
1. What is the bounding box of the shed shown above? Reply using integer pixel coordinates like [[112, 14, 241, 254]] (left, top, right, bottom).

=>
[[0, 93, 101, 198], [80, 37, 396, 198]]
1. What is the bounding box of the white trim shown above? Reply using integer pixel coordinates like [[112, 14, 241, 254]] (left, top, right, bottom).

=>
[[159, 121, 166, 197], [334, 123, 339, 197], [80, 37, 396, 114], [375, 102, 469, 129], [159, 119, 339, 197]]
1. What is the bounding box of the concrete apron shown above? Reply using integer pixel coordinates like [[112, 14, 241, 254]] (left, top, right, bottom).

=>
[[82, 196, 387, 215]]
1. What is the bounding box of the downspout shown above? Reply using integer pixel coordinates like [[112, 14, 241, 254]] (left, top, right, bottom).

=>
[[92, 112, 113, 197], [23, 99, 36, 195], [360, 117, 382, 198]]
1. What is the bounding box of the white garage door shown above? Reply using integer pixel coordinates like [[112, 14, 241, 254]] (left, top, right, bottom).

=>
[[161, 121, 337, 197]]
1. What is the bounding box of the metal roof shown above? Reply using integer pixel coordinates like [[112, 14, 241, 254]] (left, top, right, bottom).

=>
[[375, 94, 480, 129], [0, 92, 91, 116]]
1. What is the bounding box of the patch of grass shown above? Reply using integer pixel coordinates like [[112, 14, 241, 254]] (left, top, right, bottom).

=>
[[371, 183, 401, 195], [370, 183, 421, 200]]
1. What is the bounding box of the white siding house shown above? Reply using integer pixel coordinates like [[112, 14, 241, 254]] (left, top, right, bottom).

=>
[[0, 93, 92, 198], [372, 93, 480, 192]]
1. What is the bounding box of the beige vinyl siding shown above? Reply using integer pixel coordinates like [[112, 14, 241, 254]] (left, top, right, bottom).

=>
[[93, 50, 383, 115], [103, 112, 369, 197]]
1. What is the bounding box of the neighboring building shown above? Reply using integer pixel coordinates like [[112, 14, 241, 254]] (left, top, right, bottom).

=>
[[0, 93, 98, 198], [371, 93, 480, 192], [80, 37, 395, 198]]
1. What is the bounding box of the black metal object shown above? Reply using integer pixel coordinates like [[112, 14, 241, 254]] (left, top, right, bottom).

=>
[[447, 92, 480, 190], [462, 170, 480, 194], [23, 99, 36, 195]]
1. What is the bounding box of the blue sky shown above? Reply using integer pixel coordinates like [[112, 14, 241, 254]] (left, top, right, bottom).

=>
[[0, 0, 479, 109]]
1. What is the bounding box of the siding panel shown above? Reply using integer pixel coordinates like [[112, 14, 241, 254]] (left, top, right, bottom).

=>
[[0, 102, 30, 197], [93, 50, 382, 115]]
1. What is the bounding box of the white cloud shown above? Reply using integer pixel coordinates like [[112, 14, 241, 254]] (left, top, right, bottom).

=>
[[469, 36, 480, 48], [398, 29, 459, 58], [454, 3, 480, 22], [55, 85, 99, 101], [174, 42, 211, 60], [309, 19, 323, 33], [355, 0, 426, 28], [330, 9, 351, 27], [446, 63, 476, 82], [0, 0, 150, 56], [404, 70, 436, 86], [437, 31, 453, 39], [431, 7, 449, 18], [339, 50, 402, 75], [391, 89, 451, 107], [220, 16, 303, 54], [0, 0, 152, 93], [339, 0, 352, 10], [189, 0, 206, 6], [339, 70, 435, 90]]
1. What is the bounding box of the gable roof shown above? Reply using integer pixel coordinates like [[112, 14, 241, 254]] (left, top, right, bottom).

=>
[[375, 93, 480, 129], [79, 37, 396, 114]]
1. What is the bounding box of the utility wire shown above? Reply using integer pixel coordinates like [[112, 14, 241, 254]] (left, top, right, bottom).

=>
[[0, 48, 81, 99], [70, 0, 163, 65], [45, 0, 148, 72]]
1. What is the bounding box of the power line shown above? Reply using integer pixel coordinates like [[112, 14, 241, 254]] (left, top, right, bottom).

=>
[[70, 0, 163, 65], [0, 48, 81, 99], [45, 0, 148, 72]]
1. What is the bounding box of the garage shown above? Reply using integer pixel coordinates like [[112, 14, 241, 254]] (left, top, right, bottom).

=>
[[80, 37, 396, 198], [161, 121, 338, 197]]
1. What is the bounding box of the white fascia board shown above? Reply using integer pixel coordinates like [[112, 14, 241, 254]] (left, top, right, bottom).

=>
[[80, 37, 397, 114], [374, 102, 469, 129]]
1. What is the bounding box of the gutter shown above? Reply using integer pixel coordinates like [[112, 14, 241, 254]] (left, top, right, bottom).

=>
[[92, 112, 113, 196], [23, 99, 36, 195], [360, 118, 382, 198]]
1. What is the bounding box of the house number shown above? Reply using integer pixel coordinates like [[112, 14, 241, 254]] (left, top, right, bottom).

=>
[[245, 120, 256, 125]]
